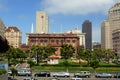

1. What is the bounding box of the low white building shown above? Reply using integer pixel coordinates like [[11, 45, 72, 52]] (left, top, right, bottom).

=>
[[67, 30, 86, 48], [47, 55, 61, 64]]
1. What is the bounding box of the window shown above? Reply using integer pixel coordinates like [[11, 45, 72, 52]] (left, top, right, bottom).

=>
[[51, 40, 54, 42], [40, 40, 43, 42], [72, 40, 75, 43], [67, 40, 70, 42], [56, 40, 59, 44], [44, 40, 47, 42]]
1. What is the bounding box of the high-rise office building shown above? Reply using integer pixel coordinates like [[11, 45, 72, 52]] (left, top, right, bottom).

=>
[[36, 11, 49, 33], [82, 20, 92, 50], [101, 2, 120, 49]]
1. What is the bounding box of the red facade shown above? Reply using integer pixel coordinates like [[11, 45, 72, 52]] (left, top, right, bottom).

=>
[[27, 33, 79, 56]]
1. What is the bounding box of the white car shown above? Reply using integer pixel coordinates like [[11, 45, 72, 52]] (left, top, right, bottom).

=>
[[17, 69, 31, 76], [8, 70, 12, 76], [53, 72, 70, 77], [95, 73, 112, 78], [71, 78, 83, 80], [23, 77, 37, 80]]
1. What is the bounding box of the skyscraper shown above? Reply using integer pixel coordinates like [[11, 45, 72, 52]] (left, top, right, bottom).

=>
[[36, 11, 49, 33], [82, 20, 92, 50], [101, 2, 120, 49]]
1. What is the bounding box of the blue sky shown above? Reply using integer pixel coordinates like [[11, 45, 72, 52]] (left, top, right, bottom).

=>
[[0, 0, 117, 43]]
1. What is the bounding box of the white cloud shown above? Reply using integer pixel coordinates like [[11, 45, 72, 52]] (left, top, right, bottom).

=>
[[41, 0, 115, 15]]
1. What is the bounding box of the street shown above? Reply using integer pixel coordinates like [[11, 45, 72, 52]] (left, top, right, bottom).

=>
[[9, 76, 120, 80]]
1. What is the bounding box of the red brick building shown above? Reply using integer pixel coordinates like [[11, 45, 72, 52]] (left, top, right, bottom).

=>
[[26, 33, 79, 56]]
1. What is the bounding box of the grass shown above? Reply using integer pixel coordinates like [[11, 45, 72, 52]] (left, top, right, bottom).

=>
[[32, 66, 120, 72], [32, 59, 120, 72]]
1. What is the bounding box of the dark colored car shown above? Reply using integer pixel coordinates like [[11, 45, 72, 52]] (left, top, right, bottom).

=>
[[34, 71, 50, 77], [8, 77, 17, 80], [114, 73, 120, 78]]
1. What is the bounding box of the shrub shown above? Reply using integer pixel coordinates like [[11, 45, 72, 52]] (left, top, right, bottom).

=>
[[0, 69, 6, 75]]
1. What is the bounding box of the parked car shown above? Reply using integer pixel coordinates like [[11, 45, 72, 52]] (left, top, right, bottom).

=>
[[74, 71, 91, 78], [17, 69, 31, 76], [23, 77, 37, 80], [44, 78, 60, 80], [71, 77, 83, 80], [34, 71, 50, 77], [114, 73, 120, 78], [8, 77, 17, 80], [95, 73, 112, 78], [8, 70, 12, 76], [53, 72, 70, 77]]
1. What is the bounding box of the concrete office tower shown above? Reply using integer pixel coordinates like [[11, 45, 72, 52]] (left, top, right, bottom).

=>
[[101, 2, 120, 49], [0, 18, 5, 37], [36, 11, 49, 33], [82, 20, 92, 50]]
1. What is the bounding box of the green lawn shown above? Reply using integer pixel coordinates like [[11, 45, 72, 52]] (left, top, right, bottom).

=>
[[32, 59, 120, 72], [32, 66, 120, 72]]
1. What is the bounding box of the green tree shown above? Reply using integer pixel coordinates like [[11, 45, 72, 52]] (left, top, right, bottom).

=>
[[60, 44, 75, 72], [77, 46, 85, 66], [84, 49, 92, 66], [27, 60, 35, 76], [104, 49, 114, 63], [90, 60, 99, 73], [30, 45, 57, 65], [7, 46, 17, 65], [10, 68, 17, 79], [93, 48, 104, 61]]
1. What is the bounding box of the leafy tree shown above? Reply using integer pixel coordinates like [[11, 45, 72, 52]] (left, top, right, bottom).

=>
[[60, 44, 75, 72], [27, 60, 36, 76], [7, 46, 17, 65], [61, 44, 75, 60], [90, 60, 99, 70], [93, 48, 104, 61], [90, 60, 99, 74], [30, 45, 56, 65], [83, 49, 92, 66], [104, 49, 114, 63], [16, 48, 27, 62], [77, 46, 85, 66], [10, 68, 17, 79]]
